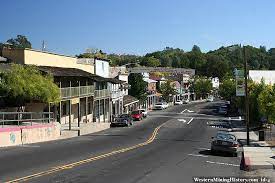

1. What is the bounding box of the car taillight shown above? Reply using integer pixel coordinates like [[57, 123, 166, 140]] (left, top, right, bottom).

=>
[[232, 143, 239, 147]]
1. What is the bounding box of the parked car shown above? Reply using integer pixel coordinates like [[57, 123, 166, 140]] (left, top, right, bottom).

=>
[[218, 105, 228, 115], [174, 100, 183, 105], [182, 99, 190, 104], [207, 96, 214, 102], [138, 109, 148, 118], [208, 121, 232, 132], [110, 114, 133, 127], [211, 131, 239, 156], [131, 110, 143, 121], [153, 102, 169, 110]]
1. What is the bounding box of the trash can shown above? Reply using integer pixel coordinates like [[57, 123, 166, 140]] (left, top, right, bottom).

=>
[[259, 130, 265, 141]]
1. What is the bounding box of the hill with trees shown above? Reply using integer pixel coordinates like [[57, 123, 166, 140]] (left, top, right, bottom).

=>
[[105, 45, 274, 81]]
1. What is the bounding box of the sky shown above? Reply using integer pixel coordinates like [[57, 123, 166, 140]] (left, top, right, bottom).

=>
[[1, 0, 275, 56]]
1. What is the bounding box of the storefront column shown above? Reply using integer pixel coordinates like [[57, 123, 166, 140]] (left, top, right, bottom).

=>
[[78, 100, 81, 127], [69, 100, 72, 130], [98, 99, 100, 123], [103, 99, 106, 122], [85, 97, 88, 122]]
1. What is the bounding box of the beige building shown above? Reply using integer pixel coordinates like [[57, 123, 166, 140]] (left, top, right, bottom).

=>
[[1, 48, 112, 130], [2, 48, 94, 73]]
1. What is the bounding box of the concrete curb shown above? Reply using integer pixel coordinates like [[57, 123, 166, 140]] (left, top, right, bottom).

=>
[[242, 147, 275, 171]]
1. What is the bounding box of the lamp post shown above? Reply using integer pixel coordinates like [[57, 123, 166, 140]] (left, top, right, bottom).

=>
[[243, 46, 250, 145]]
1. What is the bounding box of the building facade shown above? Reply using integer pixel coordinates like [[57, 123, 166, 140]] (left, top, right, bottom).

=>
[[1, 48, 112, 130], [249, 70, 275, 85]]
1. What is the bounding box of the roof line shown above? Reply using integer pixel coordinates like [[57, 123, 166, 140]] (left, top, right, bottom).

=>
[[3, 48, 76, 59]]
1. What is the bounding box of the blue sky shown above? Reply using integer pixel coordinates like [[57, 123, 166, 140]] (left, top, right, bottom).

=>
[[1, 0, 275, 56]]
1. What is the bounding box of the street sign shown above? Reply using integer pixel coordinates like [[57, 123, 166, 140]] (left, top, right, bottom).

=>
[[235, 69, 245, 96]]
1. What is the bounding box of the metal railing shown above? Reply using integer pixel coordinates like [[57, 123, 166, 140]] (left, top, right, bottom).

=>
[[0, 112, 54, 127], [111, 90, 124, 99], [60, 85, 95, 99], [95, 89, 111, 99]]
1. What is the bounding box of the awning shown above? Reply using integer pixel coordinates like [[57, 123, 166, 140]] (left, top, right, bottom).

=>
[[106, 77, 125, 84], [123, 95, 139, 106], [143, 78, 157, 83], [37, 66, 107, 82]]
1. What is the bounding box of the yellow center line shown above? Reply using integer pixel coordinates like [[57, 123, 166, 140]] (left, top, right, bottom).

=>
[[6, 122, 166, 183]]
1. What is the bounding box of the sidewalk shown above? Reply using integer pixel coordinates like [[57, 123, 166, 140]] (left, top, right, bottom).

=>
[[59, 122, 110, 140], [233, 131, 275, 171]]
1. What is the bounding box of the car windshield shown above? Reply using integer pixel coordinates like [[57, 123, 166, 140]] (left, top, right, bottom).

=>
[[216, 133, 236, 141], [119, 114, 129, 118], [131, 111, 139, 115]]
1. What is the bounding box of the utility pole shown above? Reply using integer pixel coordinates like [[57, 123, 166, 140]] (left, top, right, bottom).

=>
[[243, 46, 250, 145]]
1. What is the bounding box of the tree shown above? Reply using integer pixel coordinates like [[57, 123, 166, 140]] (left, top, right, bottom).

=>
[[192, 45, 201, 53], [0, 64, 60, 107], [76, 48, 107, 59], [193, 76, 212, 99], [259, 46, 266, 53], [6, 35, 32, 49], [187, 51, 207, 76], [205, 54, 230, 79], [248, 79, 265, 126], [107, 54, 140, 66], [160, 80, 177, 102], [258, 84, 275, 124], [219, 77, 235, 101], [141, 56, 160, 67], [128, 73, 147, 101]]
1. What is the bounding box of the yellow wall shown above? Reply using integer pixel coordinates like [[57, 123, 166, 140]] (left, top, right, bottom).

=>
[[2, 48, 94, 74]]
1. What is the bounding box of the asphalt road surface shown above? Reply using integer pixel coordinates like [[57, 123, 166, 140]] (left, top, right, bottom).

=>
[[0, 101, 248, 183]]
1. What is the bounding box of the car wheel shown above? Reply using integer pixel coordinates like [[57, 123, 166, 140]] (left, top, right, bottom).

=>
[[233, 152, 238, 157]]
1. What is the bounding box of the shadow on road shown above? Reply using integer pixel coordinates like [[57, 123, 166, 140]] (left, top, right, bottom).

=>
[[199, 150, 235, 157]]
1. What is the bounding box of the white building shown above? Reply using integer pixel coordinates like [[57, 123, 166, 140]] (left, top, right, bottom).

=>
[[211, 77, 220, 88], [249, 70, 275, 85], [109, 66, 136, 117]]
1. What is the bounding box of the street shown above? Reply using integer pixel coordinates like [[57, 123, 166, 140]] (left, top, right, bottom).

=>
[[1, 101, 245, 183]]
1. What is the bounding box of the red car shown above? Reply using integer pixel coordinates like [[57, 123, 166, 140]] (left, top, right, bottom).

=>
[[131, 110, 143, 121]]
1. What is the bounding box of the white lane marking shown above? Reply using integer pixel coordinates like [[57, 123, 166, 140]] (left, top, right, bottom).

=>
[[180, 109, 187, 114], [188, 154, 208, 158], [187, 118, 194, 124], [206, 160, 239, 167], [187, 110, 194, 113], [197, 147, 211, 150], [177, 119, 186, 123]]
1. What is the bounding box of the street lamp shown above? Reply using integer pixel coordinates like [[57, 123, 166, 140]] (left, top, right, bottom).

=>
[[243, 46, 250, 145]]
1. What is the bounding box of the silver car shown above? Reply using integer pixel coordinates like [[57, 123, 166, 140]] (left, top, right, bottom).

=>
[[211, 131, 239, 156]]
